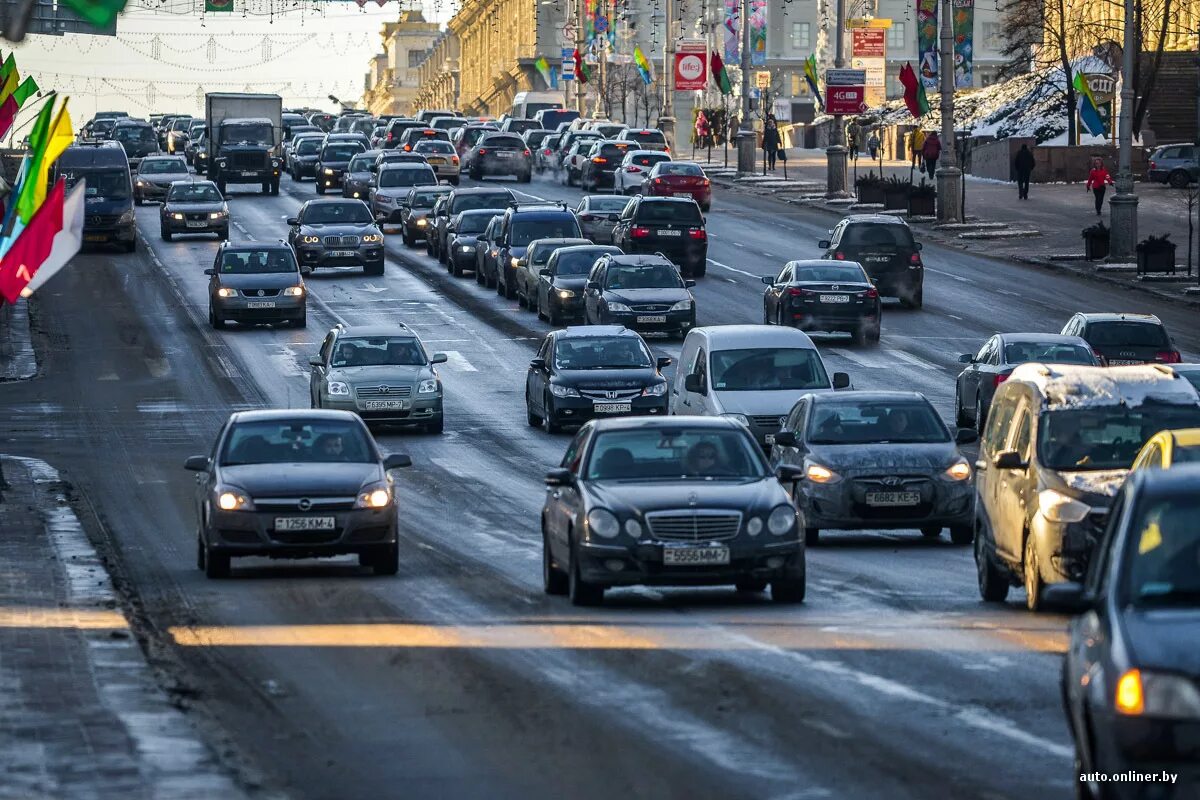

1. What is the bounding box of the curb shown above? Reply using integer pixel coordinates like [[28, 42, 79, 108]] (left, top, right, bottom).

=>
[[0, 300, 38, 382]]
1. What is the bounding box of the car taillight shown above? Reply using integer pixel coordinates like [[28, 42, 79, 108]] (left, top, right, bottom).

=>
[[787, 287, 813, 297], [653, 177, 663, 184], [524, 149, 531, 156], [451, 156, 459, 164], [910, 252, 922, 264], [592, 156, 607, 163], [863, 287, 879, 299], [626, 166, 642, 173], [1149, 160, 1156, 170], [387, 132, 393, 141], [580, 214, 595, 222], [702, 178, 710, 186], [688, 228, 706, 240], [403, 145, 412, 151], [631, 226, 650, 238], [994, 373, 1009, 388], [834, 251, 845, 260], [478, 148, 487, 155], [543, 148, 552, 155], [1156, 350, 1182, 364]]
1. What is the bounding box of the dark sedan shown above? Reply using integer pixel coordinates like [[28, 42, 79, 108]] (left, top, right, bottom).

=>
[[288, 137, 323, 181], [396, 185, 453, 245], [445, 209, 498, 277], [1050, 467, 1200, 800], [761, 259, 881, 345], [526, 326, 672, 433], [954, 332, 1099, 432], [770, 391, 977, 545], [341, 150, 381, 199], [160, 181, 229, 241], [536, 244, 622, 325], [584, 254, 696, 338], [575, 194, 629, 244], [541, 417, 806, 605], [315, 141, 367, 195], [185, 409, 411, 578], [515, 237, 592, 310], [287, 199, 385, 276], [467, 133, 532, 182], [134, 155, 190, 204], [206, 242, 306, 329]]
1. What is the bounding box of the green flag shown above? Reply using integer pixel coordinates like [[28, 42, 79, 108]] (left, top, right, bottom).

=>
[[59, 0, 128, 27], [12, 77, 38, 106], [14, 99, 55, 224], [0, 55, 15, 83]]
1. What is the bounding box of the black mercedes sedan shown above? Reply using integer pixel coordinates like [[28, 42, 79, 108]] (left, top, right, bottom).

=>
[[761, 259, 881, 345], [583, 253, 696, 338], [770, 391, 977, 545], [526, 326, 672, 433], [541, 416, 806, 605], [535, 244, 622, 326], [1049, 466, 1200, 800], [160, 180, 228, 241], [287, 199, 385, 276], [184, 409, 412, 578]]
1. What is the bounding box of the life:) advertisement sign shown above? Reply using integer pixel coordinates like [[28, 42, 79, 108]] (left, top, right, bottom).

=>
[[674, 40, 708, 90]]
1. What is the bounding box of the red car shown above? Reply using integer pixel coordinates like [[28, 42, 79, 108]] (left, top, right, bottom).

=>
[[644, 162, 711, 211]]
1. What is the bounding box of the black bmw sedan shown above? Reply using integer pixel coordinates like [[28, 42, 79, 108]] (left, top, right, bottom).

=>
[[184, 409, 412, 578], [541, 417, 805, 605], [761, 259, 881, 345], [287, 199, 386, 276]]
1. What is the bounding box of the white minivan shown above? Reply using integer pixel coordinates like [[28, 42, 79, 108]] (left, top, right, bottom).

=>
[[670, 325, 851, 447]]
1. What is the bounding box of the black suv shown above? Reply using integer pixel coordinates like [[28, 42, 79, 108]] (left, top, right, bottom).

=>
[[429, 187, 516, 262], [579, 140, 634, 191], [382, 118, 423, 149], [467, 133, 532, 182], [1060, 312, 1181, 366], [583, 253, 696, 337], [494, 203, 584, 300], [611, 196, 708, 278], [819, 215, 924, 308]]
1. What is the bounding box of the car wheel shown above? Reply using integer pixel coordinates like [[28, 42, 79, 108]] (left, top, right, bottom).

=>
[[270, 181, 280, 196], [364, 262, 385, 277], [976, 396, 988, 435], [542, 529, 568, 595], [134, 195, 143, 206], [196, 531, 206, 570], [804, 527, 820, 546], [955, 389, 971, 428], [215, 180, 226, 195], [449, 256, 462, 277], [501, 275, 515, 300], [852, 325, 869, 346], [546, 303, 561, 327], [1023, 534, 1043, 611], [209, 305, 226, 329], [1168, 170, 1191, 189], [293, 311, 307, 329], [568, 538, 604, 606], [949, 524, 973, 545], [364, 541, 399, 576], [900, 285, 923, 309], [735, 577, 768, 593], [218, 228, 229, 241], [402, 231, 414, 247], [204, 544, 230, 579], [161, 228, 172, 242], [691, 260, 706, 278], [976, 521, 1010, 602], [124, 238, 137, 253], [866, 325, 881, 344], [542, 393, 560, 434]]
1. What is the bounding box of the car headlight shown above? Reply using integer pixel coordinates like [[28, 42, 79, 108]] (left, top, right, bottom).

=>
[[136, 178, 146, 186], [171, 212, 184, 220], [623, 518, 643, 539], [355, 481, 393, 509], [323, 167, 335, 175], [361, 233, 383, 243], [642, 381, 668, 397], [556, 289, 575, 299], [722, 413, 750, 427], [416, 218, 428, 226], [353, 192, 360, 198], [301, 235, 321, 244], [209, 211, 227, 219], [767, 505, 796, 535], [607, 302, 632, 313], [282, 285, 305, 297], [805, 462, 841, 484], [587, 508, 620, 539], [460, 245, 475, 252], [118, 209, 135, 225], [669, 299, 693, 312], [417, 378, 439, 394], [326, 380, 350, 396], [1116, 669, 1200, 719], [746, 517, 763, 536], [548, 383, 580, 398], [271, 158, 281, 168], [214, 484, 253, 511], [1038, 489, 1091, 523], [941, 458, 972, 482], [216, 287, 237, 298]]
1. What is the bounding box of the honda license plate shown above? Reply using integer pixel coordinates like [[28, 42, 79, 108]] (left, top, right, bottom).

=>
[[328, 250, 357, 257], [865, 491, 920, 507], [363, 400, 409, 410], [662, 545, 730, 566], [593, 402, 631, 413], [274, 516, 336, 531], [246, 301, 275, 309], [657, 229, 681, 236], [637, 315, 666, 324], [820, 294, 851, 304]]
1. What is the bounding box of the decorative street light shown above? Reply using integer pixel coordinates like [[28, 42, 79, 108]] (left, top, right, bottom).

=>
[[824, 0, 849, 197], [1108, 0, 1139, 260], [934, 0, 962, 221]]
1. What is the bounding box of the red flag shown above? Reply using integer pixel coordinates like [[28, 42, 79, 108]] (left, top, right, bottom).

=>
[[0, 179, 65, 303], [0, 95, 17, 140], [710, 52, 732, 95], [899, 63, 930, 119], [573, 49, 590, 84]]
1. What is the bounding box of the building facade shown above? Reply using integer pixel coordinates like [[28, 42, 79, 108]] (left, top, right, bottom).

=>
[[361, 10, 443, 117], [411, 31, 461, 113]]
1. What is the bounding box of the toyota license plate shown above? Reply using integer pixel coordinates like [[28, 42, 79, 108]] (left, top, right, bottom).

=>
[[246, 301, 275, 309], [637, 315, 666, 324], [328, 250, 357, 257], [593, 402, 631, 413], [663, 546, 730, 566], [275, 516, 335, 531], [186, 221, 208, 229], [865, 491, 920, 507], [820, 294, 851, 303], [657, 229, 682, 236], [363, 400, 409, 410]]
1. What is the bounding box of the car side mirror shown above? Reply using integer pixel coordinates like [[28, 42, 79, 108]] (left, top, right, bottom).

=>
[[958, 353, 974, 364], [992, 449, 1027, 470], [775, 463, 804, 482], [203, 268, 215, 276], [772, 431, 798, 448], [308, 356, 323, 367], [955, 427, 979, 445], [286, 217, 299, 226], [684, 279, 696, 288], [832, 372, 851, 390], [529, 357, 547, 370], [684, 373, 706, 394], [656, 356, 673, 369], [383, 453, 413, 470], [1041, 582, 1094, 614], [544, 468, 574, 486], [430, 353, 448, 364], [586, 281, 600, 291], [539, 268, 552, 277], [818, 239, 831, 249], [915, 242, 923, 251], [761, 276, 775, 285], [184, 455, 210, 471]]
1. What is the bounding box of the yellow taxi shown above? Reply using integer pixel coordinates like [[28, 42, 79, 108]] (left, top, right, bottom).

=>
[[1129, 428, 1200, 470]]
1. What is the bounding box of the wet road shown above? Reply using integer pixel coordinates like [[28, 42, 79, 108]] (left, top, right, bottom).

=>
[[6, 166, 1198, 799]]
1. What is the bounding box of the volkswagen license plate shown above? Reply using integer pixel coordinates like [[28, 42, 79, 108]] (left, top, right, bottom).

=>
[[363, 400, 408, 411], [275, 516, 335, 531], [593, 402, 631, 413], [328, 250, 356, 257], [820, 294, 851, 303], [186, 221, 208, 229], [663, 545, 730, 566], [246, 301, 275, 309], [657, 229, 681, 236], [637, 315, 666, 324], [865, 491, 920, 507]]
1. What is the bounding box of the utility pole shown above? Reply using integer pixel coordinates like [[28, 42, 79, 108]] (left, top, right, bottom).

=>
[[1109, 0, 1138, 259], [935, 0, 962, 221], [662, 0, 676, 146], [576, 0, 587, 114], [735, 0, 756, 173], [824, 0, 849, 197]]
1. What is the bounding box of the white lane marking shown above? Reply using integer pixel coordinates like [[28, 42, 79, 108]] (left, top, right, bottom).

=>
[[707, 258, 760, 279], [997, 289, 1020, 297], [512, 189, 549, 202], [825, 348, 894, 369], [362, 283, 388, 294], [947, 314, 964, 321], [137, 400, 184, 414], [925, 267, 970, 283], [889, 349, 941, 371], [439, 350, 478, 372], [732, 241, 746, 248], [215, 354, 241, 379]]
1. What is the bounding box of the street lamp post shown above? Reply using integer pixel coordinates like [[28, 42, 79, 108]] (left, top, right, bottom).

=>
[[1108, 0, 1139, 260], [576, 0, 587, 114], [735, 0, 756, 174], [824, 0, 849, 197], [934, 0, 962, 221]]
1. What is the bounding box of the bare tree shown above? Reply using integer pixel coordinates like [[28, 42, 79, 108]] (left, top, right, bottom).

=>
[[998, 0, 1088, 144]]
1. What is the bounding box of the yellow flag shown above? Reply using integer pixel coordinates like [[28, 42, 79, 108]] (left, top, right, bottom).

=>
[[28, 99, 73, 215], [0, 70, 17, 105]]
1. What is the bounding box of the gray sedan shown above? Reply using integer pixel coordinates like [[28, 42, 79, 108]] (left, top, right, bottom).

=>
[[160, 180, 228, 241], [575, 194, 630, 244], [134, 155, 191, 204], [206, 243, 306, 329]]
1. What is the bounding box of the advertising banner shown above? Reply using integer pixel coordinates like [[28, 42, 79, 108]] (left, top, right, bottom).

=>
[[825, 85, 866, 115], [851, 28, 887, 107], [916, 0, 938, 90], [723, 0, 739, 63], [952, 0, 974, 89], [675, 40, 709, 91], [749, 0, 768, 66], [851, 29, 885, 58]]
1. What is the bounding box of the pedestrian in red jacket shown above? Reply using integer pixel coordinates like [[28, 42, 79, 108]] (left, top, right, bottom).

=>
[[1086, 157, 1114, 216]]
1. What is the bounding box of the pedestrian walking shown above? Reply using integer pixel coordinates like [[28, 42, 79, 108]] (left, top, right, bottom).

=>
[[910, 129, 926, 168], [921, 132, 941, 178], [867, 131, 880, 160], [1013, 143, 1035, 200], [695, 111, 711, 152], [763, 118, 781, 171], [847, 123, 860, 160], [1086, 157, 1114, 215]]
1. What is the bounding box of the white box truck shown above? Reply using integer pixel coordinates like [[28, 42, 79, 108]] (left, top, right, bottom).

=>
[[205, 93, 284, 195]]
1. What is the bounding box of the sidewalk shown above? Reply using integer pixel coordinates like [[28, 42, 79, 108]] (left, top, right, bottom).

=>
[[0, 455, 244, 799], [0, 301, 37, 382]]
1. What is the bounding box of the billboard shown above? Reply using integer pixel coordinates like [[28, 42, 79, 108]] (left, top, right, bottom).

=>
[[916, 0, 938, 89]]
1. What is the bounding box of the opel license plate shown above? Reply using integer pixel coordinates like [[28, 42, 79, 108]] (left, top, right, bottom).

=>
[[275, 516, 335, 531], [820, 294, 851, 303], [246, 301, 275, 309], [636, 315, 666, 324], [363, 400, 408, 410], [865, 491, 920, 507], [593, 402, 631, 413], [663, 545, 730, 566]]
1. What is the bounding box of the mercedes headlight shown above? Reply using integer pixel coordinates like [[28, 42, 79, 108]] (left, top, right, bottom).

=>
[[940, 458, 972, 482], [607, 302, 632, 313], [282, 285, 305, 297], [669, 299, 693, 312], [805, 462, 841, 484], [549, 383, 580, 398], [1038, 490, 1090, 523], [767, 505, 796, 535], [216, 287, 237, 298], [118, 209, 135, 225], [723, 413, 750, 427], [417, 378, 439, 394], [746, 517, 763, 536], [623, 518, 643, 539], [587, 508, 620, 539], [214, 484, 253, 511], [326, 380, 350, 396], [642, 381, 668, 396], [354, 480, 392, 509], [361, 233, 383, 243], [301, 235, 321, 244], [1116, 669, 1200, 719]]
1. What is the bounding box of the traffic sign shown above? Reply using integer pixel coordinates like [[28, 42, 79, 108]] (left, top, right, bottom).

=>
[[560, 23, 577, 44], [755, 71, 771, 89], [826, 68, 867, 86], [825, 85, 867, 115]]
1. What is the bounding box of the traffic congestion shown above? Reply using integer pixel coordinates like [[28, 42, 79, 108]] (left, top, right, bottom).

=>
[[44, 100, 1200, 799]]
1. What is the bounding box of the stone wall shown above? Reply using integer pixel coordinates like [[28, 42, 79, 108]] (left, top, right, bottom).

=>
[[967, 139, 1149, 183]]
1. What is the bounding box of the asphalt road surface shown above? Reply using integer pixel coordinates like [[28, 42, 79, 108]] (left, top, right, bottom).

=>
[[6, 167, 1198, 800]]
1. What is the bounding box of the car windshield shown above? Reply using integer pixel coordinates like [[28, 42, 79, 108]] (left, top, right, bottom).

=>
[[1004, 342, 1096, 365], [92, 119, 116, 135], [841, 224, 916, 249], [629, 153, 670, 167], [140, 159, 187, 175], [807, 399, 949, 444], [710, 348, 831, 392], [220, 123, 272, 146], [482, 136, 525, 149], [220, 250, 297, 274], [525, 131, 550, 147], [452, 193, 511, 213], [1087, 322, 1170, 348], [554, 249, 608, 276], [409, 189, 448, 208], [626, 131, 666, 145], [511, 218, 581, 246], [554, 336, 652, 370], [657, 164, 704, 177], [379, 168, 435, 188], [1122, 495, 1200, 608], [222, 420, 373, 465], [528, 242, 574, 266], [793, 265, 870, 282], [296, 139, 321, 155], [585, 196, 629, 212], [169, 184, 222, 202], [456, 213, 493, 235], [1172, 445, 1200, 464], [1175, 368, 1200, 392], [1038, 403, 1200, 471], [415, 141, 455, 154], [332, 336, 426, 367], [348, 156, 374, 172], [635, 202, 703, 225], [113, 127, 155, 144], [585, 428, 767, 481], [62, 169, 130, 199], [301, 203, 372, 224], [322, 144, 364, 162], [605, 264, 682, 289]]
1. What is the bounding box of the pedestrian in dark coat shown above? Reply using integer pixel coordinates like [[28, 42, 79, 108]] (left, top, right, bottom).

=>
[[921, 132, 942, 178], [762, 119, 782, 171], [1013, 144, 1035, 200], [1086, 157, 1114, 215]]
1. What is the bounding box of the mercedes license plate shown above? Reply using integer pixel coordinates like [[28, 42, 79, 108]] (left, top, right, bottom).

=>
[[593, 402, 631, 413], [865, 491, 920, 507], [246, 301, 275, 309], [186, 221, 208, 229], [662, 545, 730, 566], [363, 400, 409, 411], [275, 516, 335, 531], [657, 229, 681, 236], [820, 294, 851, 303], [637, 315, 666, 324], [328, 250, 357, 257]]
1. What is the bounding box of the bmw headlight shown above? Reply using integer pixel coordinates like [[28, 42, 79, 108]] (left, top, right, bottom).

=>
[[282, 285, 305, 297], [361, 233, 383, 243], [214, 484, 254, 511], [417, 378, 439, 395], [767, 505, 796, 535], [669, 299, 693, 312], [940, 458, 972, 482], [607, 302, 632, 313], [301, 235, 321, 244], [587, 508, 620, 539], [171, 212, 185, 220], [642, 381, 668, 396], [549, 383, 580, 398], [723, 413, 750, 427], [326, 380, 350, 396], [1038, 490, 1090, 523], [354, 480, 392, 509], [216, 287, 237, 298]]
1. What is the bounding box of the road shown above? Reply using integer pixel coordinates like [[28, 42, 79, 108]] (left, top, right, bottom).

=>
[[6, 165, 1197, 799]]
